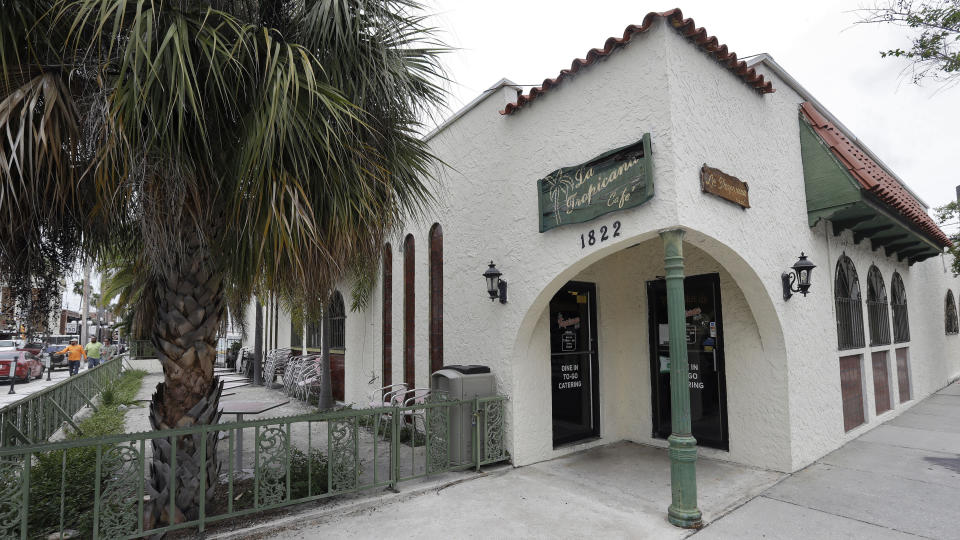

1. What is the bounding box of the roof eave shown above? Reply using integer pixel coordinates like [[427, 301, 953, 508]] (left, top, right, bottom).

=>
[[748, 54, 931, 210]]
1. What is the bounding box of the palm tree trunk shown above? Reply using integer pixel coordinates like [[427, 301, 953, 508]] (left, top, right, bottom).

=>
[[318, 304, 333, 409], [145, 239, 224, 530]]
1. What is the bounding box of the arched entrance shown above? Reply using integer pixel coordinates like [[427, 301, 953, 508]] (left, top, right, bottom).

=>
[[509, 227, 789, 471]]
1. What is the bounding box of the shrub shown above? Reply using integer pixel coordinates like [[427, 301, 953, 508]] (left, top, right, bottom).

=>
[[289, 447, 328, 498], [23, 369, 146, 538]]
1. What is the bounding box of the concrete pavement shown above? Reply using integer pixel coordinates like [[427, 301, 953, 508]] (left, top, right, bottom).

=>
[[695, 379, 960, 539], [217, 378, 960, 540], [0, 362, 82, 408], [218, 441, 781, 540]]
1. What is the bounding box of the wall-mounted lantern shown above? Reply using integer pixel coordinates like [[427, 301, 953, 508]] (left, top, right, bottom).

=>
[[782, 252, 816, 300], [483, 261, 508, 304]]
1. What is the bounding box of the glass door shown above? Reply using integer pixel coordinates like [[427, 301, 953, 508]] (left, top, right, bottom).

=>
[[549, 281, 600, 447], [647, 273, 729, 450]]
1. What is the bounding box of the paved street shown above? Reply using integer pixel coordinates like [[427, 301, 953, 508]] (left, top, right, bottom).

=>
[[0, 363, 88, 409], [210, 378, 960, 540]]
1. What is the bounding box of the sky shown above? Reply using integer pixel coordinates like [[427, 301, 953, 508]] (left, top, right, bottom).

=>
[[61, 1, 960, 311], [423, 0, 960, 220]]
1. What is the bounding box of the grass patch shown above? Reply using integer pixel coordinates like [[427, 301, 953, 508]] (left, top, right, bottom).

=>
[[23, 369, 147, 538]]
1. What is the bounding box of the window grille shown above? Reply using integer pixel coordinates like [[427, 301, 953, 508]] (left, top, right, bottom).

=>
[[328, 291, 346, 351], [835, 255, 865, 350], [890, 272, 910, 343], [945, 290, 959, 335], [865, 266, 890, 346]]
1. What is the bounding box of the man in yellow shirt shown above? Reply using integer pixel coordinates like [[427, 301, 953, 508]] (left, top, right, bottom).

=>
[[56, 338, 87, 376], [85, 336, 103, 369]]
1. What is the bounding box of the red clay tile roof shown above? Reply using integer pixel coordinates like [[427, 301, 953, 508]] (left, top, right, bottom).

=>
[[800, 101, 950, 248], [500, 8, 775, 115]]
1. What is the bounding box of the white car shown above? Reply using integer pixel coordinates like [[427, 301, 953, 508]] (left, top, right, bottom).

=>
[[0, 339, 18, 352]]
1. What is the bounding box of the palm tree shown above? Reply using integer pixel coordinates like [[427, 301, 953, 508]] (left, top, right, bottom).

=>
[[0, 0, 446, 529]]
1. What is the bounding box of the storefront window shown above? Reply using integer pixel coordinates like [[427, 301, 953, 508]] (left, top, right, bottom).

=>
[[835, 255, 865, 350], [382, 243, 393, 389], [329, 291, 345, 351], [429, 223, 443, 374], [403, 233, 415, 389], [891, 272, 910, 343], [866, 265, 890, 346]]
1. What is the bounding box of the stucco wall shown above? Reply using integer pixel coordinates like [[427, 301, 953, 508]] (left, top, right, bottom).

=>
[[245, 16, 960, 473]]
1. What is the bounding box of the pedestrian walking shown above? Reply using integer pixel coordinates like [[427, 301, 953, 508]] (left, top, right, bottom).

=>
[[84, 336, 103, 369], [101, 338, 117, 363], [55, 338, 86, 376]]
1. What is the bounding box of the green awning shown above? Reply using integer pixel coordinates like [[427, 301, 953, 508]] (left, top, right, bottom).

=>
[[799, 114, 943, 265]]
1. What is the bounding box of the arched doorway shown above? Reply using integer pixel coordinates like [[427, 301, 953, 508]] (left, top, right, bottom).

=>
[[509, 227, 788, 470]]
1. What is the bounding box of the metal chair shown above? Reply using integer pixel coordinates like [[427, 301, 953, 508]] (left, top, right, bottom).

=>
[[297, 355, 327, 403], [367, 383, 407, 438], [401, 388, 432, 435]]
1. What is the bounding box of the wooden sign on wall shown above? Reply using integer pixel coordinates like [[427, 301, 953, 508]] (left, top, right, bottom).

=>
[[537, 134, 654, 232], [700, 165, 749, 209]]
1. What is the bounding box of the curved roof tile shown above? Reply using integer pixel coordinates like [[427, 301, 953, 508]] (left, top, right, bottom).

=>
[[501, 8, 775, 115], [800, 102, 951, 248]]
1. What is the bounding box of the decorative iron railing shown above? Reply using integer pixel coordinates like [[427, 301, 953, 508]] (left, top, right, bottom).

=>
[[892, 302, 910, 343], [866, 300, 891, 346], [0, 395, 508, 539], [836, 297, 865, 350], [0, 356, 124, 448]]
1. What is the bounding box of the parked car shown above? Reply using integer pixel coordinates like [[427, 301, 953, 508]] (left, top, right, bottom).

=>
[[0, 339, 18, 352], [0, 351, 44, 383], [17, 341, 45, 355]]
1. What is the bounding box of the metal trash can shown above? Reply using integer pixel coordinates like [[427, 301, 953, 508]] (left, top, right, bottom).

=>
[[431, 365, 495, 465]]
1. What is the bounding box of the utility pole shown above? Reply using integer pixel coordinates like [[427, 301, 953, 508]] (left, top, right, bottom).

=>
[[80, 259, 91, 345]]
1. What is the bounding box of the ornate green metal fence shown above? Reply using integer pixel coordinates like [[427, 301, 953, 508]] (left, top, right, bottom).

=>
[[0, 357, 124, 448], [0, 395, 508, 539], [126, 340, 156, 359]]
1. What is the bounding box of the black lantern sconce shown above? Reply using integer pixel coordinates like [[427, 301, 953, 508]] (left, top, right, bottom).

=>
[[782, 252, 816, 300], [483, 261, 507, 304]]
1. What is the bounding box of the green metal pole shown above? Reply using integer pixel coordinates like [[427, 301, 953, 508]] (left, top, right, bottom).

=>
[[659, 229, 702, 529]]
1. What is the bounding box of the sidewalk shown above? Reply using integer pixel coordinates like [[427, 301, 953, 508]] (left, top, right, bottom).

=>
[[0, 364, 87, 409], [230, 378, 960, 540], [695, 379, 960, 539]]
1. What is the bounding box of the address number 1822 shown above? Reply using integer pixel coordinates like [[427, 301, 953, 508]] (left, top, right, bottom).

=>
[[580, 221, 621, 249]]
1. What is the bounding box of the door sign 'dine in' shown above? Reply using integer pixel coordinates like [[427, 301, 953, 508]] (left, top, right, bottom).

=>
[[537, 134, 654, 232]]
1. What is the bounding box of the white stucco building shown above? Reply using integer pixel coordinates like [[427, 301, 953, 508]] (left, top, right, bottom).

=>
[[245, 9, 960, 476]]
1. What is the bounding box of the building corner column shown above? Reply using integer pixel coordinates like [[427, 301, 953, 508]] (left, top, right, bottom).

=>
[[659, 228, 702, 529]]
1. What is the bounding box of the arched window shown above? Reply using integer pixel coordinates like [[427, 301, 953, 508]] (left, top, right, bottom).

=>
[[866, 266, 890, 346], [328, 291, 345, 351], [945, 290, 959, 335], [382, 243, 392, 389], [835, 255, 865, 350], [403, 234, 415, 389], [429, 223, 443, 374], [890, 272, 909, 343]]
